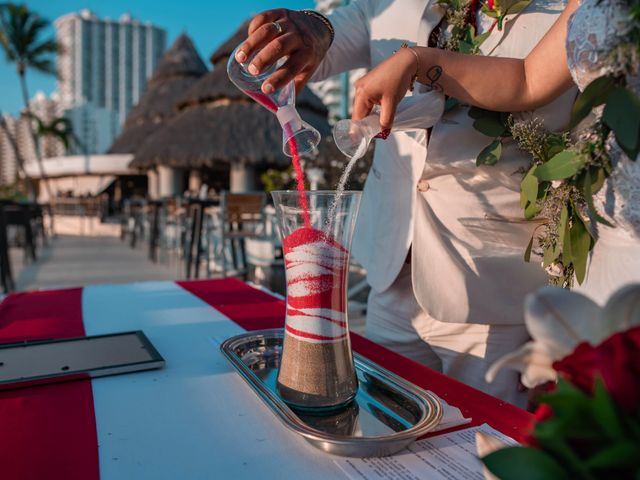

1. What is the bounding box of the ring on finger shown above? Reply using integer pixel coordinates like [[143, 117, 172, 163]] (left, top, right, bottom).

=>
[[272, 21, 283, 35]]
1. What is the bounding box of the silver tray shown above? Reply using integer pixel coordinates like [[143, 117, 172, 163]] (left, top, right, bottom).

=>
[[220, 329, 443, 457]]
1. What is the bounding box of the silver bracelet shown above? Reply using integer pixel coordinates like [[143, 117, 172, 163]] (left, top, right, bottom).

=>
[[300, 10, 335, 46]]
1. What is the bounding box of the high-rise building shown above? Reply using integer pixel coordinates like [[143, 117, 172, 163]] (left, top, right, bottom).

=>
[[55, 10, 167, 125], [310, 0, 366, 123], [0, 115, 20, 186]]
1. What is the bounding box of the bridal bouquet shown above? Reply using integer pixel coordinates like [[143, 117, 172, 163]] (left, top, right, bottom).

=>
[[479, 285, 640, 479]]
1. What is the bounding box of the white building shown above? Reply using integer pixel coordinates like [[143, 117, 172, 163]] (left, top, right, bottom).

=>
[[0, 115, 21, 186], [311, 0, 366, 123], [55, 9, 166, 126]]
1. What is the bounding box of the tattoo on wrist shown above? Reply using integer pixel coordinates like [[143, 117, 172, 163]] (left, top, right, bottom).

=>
[[425, 65, 443, 92]]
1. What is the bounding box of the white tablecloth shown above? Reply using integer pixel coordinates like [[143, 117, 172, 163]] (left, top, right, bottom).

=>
[[83, 281, 348, 479]]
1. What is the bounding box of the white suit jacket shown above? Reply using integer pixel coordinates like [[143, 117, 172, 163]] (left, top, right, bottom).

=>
[[312, 0, 576, 325]]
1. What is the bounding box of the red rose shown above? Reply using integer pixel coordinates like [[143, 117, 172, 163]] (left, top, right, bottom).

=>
[[487, 0, 495, 9], [553, 326, 640, 413], [523, 403, 554, 446]]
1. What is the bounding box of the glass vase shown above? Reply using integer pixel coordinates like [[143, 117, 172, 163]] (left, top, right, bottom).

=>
[[271, 190, 361, 411]]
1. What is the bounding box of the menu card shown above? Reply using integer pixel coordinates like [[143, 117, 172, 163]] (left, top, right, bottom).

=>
[[335, 424, 517, 480]]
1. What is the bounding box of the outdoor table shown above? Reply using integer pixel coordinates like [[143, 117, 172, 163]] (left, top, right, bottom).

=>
[[0, 279, 532, 479]]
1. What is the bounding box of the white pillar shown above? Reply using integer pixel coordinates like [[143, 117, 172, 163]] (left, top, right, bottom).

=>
[[230, 163, 256, 192], [157, 165, 184, 197], [147, 168, 159, 199]]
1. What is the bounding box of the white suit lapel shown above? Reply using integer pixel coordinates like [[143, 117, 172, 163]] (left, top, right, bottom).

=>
[[479, 8, 529, 55]]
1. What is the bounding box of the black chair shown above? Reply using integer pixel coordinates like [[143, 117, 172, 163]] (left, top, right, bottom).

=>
[[0, 205, 15, 293], [184, 197, 219, 279]]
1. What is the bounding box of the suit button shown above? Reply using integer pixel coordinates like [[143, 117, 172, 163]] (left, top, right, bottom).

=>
[[417, 179, 430, 192]]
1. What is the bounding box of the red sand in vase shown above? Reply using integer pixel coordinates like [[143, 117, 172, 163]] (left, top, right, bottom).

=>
[[277, 226, 358, 410]]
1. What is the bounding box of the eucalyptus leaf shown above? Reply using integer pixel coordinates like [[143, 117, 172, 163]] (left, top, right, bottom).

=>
[[561, 205, 572, 264], [524, 199, 541, 219], [474, 30, 491, 47], [524, 234, 534, 262], [580, 169, 613, 228], [458, 40, 474, 54], [570, 75, 616, 128], [602, 87, 640, 159], [474, 116, 507, 137], [468, 106, 491, 120], [569, 212, 592, 285], [481, 4, 500, 17], [543, 245, 558, 267], [506, 0, 532, 15], [534, 151, 585, 181], [545, 135, 568, 160], [591, 166, 606, 194], [482, 447, 567, 480], [521, 167, 539, 208], [477, 139, 502, 166], [444, 97, 460, 112]]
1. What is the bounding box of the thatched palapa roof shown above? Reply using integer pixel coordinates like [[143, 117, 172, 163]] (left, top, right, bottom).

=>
[[130, 22, 335, 169], [109, 33, 208, 154]]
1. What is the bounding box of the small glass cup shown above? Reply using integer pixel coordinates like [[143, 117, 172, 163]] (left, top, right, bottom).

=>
[[271, 190, 361, 411], [227, 45, 321, 157]]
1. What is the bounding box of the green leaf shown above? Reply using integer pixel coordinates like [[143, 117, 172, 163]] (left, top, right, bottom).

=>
[[505, 0, 532, 15], [569, 211, 592, 285], [473, 116, 507, 137], [524, 234, 534, 262], [570, 75, 616, 128], [476, 139, 502, 166], [591, 166, 606, 194], [587, 442, 640, 469], [559, 204, 571, 263], [543, 246, 555, 267], [520, 167, 539, 208], [458, 40, 475, 54], [468, 106, 489, 119], [444, 97, 460, 112], [580, 169, 613, 228], [591, 379, 625, 440], [602, 87, 640, 160], [474, 30, 491, 48], [524, 200, 541, 219], [481, 4, 500, 17], [482, 447, 567, 480], [534, 151, 586, 181], [545, 134, 568, 160]]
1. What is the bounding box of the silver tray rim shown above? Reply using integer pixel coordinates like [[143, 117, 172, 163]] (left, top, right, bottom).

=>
[[220, 328, 443, 455]]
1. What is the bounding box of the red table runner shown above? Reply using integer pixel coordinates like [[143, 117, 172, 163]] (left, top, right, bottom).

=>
[[178, 278, 533, 441], [0, 289, 99, 480]]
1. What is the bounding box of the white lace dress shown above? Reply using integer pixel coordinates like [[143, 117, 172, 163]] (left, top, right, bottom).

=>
[[566, 0, 640, 304]]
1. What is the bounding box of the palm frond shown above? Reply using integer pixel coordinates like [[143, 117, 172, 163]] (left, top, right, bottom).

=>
[[0, 3, 58, 76]]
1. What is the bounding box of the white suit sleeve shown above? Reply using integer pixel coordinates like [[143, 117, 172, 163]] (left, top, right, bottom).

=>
[[309, 0, 372, 82]]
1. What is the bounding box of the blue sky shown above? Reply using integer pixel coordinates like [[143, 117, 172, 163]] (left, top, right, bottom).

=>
[[0, 0, 313, 115]]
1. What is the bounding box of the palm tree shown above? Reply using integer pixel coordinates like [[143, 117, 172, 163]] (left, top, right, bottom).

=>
[[35, 115, 75, 152], [0, 3, 60, 199]]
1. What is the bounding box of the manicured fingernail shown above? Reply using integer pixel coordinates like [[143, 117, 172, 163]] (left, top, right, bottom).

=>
[[262, 83, 274, 94], [236, 50, 247, 63], [248, 64, 258, 75], [374, 129, 391, 140]]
